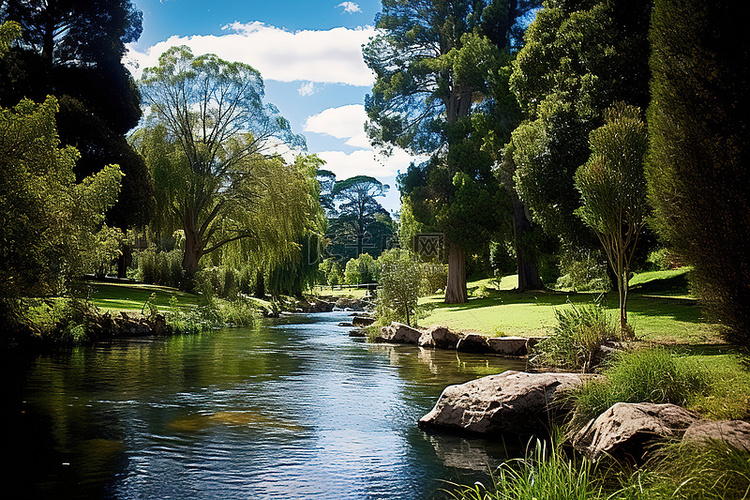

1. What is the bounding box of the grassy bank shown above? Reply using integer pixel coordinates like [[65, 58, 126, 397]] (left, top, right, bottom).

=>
[[418, 269, 715, 343]]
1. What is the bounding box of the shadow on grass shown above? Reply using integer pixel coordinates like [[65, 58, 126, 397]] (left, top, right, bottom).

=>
[[426, 288, 708, 325]]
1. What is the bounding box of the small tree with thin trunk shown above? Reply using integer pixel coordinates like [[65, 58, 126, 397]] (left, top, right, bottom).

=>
[[377, 249, 422, 327], [574, 104, 648, 336]]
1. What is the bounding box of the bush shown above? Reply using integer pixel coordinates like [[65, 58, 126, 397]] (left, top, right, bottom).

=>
[[420, 261, 448, 295], [137, 245, 183, 288], [569, 348, 712, 424], [556, 249, 611, 292], [446, 436, 604, 500], [344, 253, 378, 285], [531, 302, 618, 372]]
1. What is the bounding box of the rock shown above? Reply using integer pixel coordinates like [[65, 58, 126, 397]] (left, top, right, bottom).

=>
[[418, 370, 587, 436], [352, 315, 376, 327], [682, 420, 750, 452], [338, 322, 355, 327], [487, 336, 528, 356], [348, 328, 367, 338], [374, 322, 422, 344], [572, 402, 700, 462], [418, 326, 461, 349], [456, 333, 491, 353]]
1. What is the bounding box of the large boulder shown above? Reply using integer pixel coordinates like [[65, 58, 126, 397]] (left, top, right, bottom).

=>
[[418, 370, 587, 436], [374, 322, 422, 344], [572, 402, 700, 461], [418, 326, 461, 349], [456, 333, 491, 353], [682, 420, 750, 452]]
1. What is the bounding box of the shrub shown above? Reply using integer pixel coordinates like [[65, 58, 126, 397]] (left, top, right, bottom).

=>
[[137, 245, 183, 288], [344, 253, 378, 285], [531, 302, 618, 372], [556, 249, 611, 292], [569, 348, 712, 424], [420, 261, 448, 295]]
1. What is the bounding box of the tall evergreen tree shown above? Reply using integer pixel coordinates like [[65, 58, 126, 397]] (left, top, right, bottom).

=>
[[647, 0, 750, 345], [365, 0, 540, 303]]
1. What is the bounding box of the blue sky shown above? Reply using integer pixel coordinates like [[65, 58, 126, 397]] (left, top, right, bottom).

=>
[[128, 0, 417, 214]]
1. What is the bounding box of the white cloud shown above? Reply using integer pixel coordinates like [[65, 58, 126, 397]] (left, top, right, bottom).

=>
[[316, 148, 425, 180], [127, 22, 375, 86], [304, 104, 370, 149], [297, 82, 317, 96], [337, 2, 362, 14]]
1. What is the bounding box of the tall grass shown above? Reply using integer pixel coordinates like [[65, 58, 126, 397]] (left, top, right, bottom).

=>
[[531, 301, 619, 372], [445, 436, 605, 500], [569, 347, 712, 425], [614, 439, 750, 499]]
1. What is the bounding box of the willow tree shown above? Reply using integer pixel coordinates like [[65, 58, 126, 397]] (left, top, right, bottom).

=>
[[575, 104, 648, 334], [137, 46, 308, 287], [364, 0, 540, 303]]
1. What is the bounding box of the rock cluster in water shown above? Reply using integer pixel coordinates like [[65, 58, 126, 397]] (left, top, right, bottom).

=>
[[371, 322, 544, 357]]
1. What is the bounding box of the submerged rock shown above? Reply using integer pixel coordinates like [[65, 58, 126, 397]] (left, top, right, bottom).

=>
[[418, 370, 587, 437], [352, 315, 376, 327], [572, 402, 700, 462]]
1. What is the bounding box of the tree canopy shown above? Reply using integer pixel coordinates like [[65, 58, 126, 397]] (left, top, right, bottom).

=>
[[0, 0, 152, 229], [365, 0, 540, 303], [136, 45, 311, 287], [509, 0, 651, 249]]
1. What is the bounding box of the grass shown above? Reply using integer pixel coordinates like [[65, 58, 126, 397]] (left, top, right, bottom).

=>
[[417, 271, 716, 343], [84, 281, 200, 313], [312, 284, 368, 299]]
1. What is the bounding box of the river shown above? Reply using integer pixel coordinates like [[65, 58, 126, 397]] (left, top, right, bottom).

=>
[[4, 311, 527, 499]]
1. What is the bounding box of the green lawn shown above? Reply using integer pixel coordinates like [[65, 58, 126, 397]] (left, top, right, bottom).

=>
[[84, 281, 199, 313], [418, 270, 717, 343]]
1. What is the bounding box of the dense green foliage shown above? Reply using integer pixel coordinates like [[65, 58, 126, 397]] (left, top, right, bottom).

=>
[[136, 46, 316, 287], [568, 348, 712, 424], [365, 0, 540, 303], [531, 302, 618, 372], [509, 0, 651, 250], [377, 249, 422, 326], [647, 0, 750, 346], [0, 0, 153, 230]]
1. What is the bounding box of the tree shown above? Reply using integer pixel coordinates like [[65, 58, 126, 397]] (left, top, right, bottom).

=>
[[509, 0, 652, 250], [365, 1, 541, 303], [647, 0, 750, 345], [0, 96, 123, 302], [0, 0, 152, 231], [330, 175, 390, 258], [377, 249, 422, 326], [136, 46, 308, 287], [575, 104, 647, 334]]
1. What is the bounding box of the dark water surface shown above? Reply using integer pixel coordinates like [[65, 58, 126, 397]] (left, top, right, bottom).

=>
[[3, 311, 526, 499]]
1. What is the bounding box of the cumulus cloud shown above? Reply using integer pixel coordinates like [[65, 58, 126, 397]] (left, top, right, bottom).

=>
[[337, 2, 362, 14], [315, 148, 420, 180], [304, 104, 370, 149], [127, 22, 375, 86]]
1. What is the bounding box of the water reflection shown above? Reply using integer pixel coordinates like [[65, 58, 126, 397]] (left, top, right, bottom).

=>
[[4, 312, 525, 499]]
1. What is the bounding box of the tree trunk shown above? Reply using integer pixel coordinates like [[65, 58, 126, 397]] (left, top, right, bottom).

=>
[[182, 222, 203, 290], [255, 270, 265, 299], [512, 192, 545, 291], [117, 244, 132, 279], [445, 242, 468, 304]]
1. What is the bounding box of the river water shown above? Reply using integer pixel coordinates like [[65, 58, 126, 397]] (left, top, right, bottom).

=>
[[4, 311, 527, 499]]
